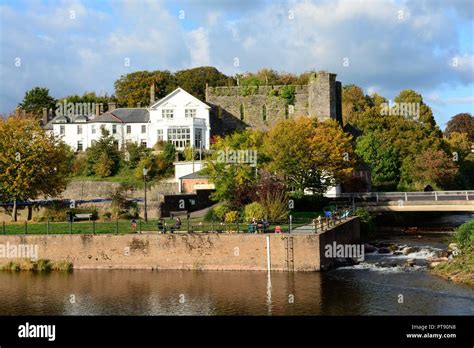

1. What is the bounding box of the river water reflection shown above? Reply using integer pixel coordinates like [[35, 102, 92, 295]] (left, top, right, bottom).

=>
[[0, 264, 472, 315]]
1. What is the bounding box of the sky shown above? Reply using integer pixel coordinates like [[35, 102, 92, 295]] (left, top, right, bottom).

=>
[[0, 0, 473, 129]]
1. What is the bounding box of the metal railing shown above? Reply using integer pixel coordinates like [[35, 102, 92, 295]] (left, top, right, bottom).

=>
[[0, 212, 355, 235], [332, 191, 474, 203]]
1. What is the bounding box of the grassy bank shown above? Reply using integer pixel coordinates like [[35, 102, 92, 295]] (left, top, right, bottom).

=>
[[431, 248, 474, 286], [431, 221, 474, 286], [0, 259, 73, 272]]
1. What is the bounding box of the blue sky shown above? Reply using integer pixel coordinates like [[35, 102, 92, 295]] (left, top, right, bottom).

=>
[[0, 0, 473, 129]]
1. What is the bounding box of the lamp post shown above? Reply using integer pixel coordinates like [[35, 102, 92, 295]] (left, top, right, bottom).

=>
[[143, 167, 148, 222], [199, 140, 202, 161]]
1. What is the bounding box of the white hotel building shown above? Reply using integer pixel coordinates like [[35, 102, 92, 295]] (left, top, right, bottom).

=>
[[45, 87, 211, 152]]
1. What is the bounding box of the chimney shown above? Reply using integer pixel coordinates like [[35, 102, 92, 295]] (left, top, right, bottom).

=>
[[108, 102, 116, 112], [95, 103, 100, 117], [150, 83, 155, 106], [137, 102, 141, 108], [42, 107, 48, 125]]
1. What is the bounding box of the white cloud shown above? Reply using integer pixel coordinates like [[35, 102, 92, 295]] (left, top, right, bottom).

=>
[[185, 27, 211, 67]]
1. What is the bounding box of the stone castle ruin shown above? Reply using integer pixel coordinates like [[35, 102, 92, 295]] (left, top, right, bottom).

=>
[[205, 71, 342, 135]]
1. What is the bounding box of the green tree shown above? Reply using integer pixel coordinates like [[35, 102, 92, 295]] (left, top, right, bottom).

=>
[[175, 67, 234, 100], [394, 89, 438, 129], [0, 116, 73, 220], [94, 153, 115, 178], [123, 142, 151, 169], [85, 128, 121, 177], [114, 70, 176, 107], [134, 155, 158, 181], [203, 130, 265, 207], [18, 87, 56, 117], [355, 131, 401, 189], [57, 92, 117, 111]]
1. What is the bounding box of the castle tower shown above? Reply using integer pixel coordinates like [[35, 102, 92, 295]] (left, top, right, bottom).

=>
[[308, 71, 341, 123]]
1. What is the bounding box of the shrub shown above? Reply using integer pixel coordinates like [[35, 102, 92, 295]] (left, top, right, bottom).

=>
[[71, 153, 87, 176], [288, 192, 329, 212], [279, 85, 296, 105], [456, 221, 474, 248], [244, 202, 265, 221], [36, 259, 52, 272], [224, 211, 240, 223], [94, 153, 115, 177], [261, 190, 289, 222], [355, 208, 375, 238], [212, 204, 232, 221]]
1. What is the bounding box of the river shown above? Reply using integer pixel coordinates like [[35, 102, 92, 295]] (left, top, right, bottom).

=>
[[0, 235, 473, 316]]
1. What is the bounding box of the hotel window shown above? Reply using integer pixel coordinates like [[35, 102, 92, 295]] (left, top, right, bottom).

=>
[[185, 108, 196, 118], [112, 125, 117, 134], [157, 129, 163, 141], [126, 125, 131, 134], [195, 128, 203, 148], [167, 127, 190, 149], [141, 140, 147, 147], [91, 125, 96, 134], [162, 109, 174, 119], [59, 125, 65, 135], [77, 141, 83, 152], [113, 140, 119, 149], [77, 125, 83, 135], [141, 125, 146, 133]]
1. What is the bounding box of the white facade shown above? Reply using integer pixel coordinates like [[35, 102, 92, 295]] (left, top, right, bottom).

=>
[[49, 87, 211, 152]]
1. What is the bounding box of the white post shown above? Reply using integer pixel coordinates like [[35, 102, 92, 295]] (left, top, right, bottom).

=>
[[266, 235, 271, 272], [434, 192, 438, 201], [404, 192, 408, 201], [466, 191, 469, 201]]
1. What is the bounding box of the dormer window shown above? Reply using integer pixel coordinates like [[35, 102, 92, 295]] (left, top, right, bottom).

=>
[[162, 109, 174, 119], [185, 108, 196, 118]]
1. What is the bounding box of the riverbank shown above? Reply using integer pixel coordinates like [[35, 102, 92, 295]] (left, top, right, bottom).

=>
[[430, 247, 474, 286]]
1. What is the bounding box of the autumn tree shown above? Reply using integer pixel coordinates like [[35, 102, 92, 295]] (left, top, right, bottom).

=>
[[264, 117, 356, 194], [445, 113, 474, 141], [18, 87, 56, 118], [203, 130, 265, 207], [342, 84, 371, 126], [0, 116, 73, 220], [405, 148, 459, 189]]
